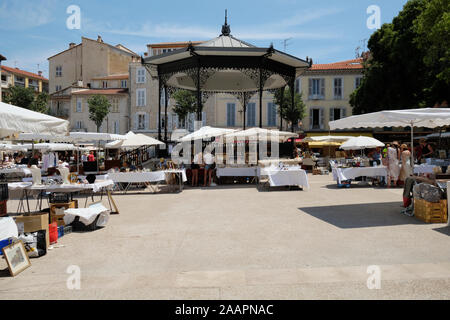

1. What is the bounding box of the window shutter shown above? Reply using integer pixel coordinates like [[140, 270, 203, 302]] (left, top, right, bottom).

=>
[[202, 111, 206, 126], [308, 79, 312, 98], [320, 79, 325, 97], [329, 108, 334, 122], [134, 114, 138, 130], [167, 112, 172, 130], [341, 107, 347, 118], [319, 108, 325, 129], [309, 108, 313, 130], [145, 113, 149, 130], [143, 90, 146, 106]]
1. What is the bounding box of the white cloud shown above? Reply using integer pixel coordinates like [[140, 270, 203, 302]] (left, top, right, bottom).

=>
[[0, 0, 56, 30]]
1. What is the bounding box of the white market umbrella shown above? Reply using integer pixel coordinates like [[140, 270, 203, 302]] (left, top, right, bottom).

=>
[[224, 127, 297, 142], [32, 143, 80, 151], [0, 143, 30, 152], [0, 102, 69, 138], [329, 108, 450, 164], [105, 131, 165, 149], [178, 126, 236, 142], [340, 136, 384, 150], [69, 132, 126, 142], [18, 133, 73, 142]]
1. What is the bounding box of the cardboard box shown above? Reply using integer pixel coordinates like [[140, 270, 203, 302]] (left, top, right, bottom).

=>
[[14, 213, 49, 248], [51, 214, 65, 227], [50, 201, 76, 216]]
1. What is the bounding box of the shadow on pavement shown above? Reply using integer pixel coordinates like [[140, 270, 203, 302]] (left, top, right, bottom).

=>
[[433, 226, 450, 236], [299, 201, 425, 229]]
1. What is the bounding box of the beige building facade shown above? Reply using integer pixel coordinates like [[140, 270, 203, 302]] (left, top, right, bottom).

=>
[[48, 36, 138, 133], [298, 58, 363, 132]]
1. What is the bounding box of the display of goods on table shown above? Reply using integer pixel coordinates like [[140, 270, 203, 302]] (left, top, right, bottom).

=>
[[414, 198, 448, 223]]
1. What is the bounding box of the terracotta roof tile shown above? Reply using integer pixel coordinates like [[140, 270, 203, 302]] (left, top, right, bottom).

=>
[[1, 65, 48, 81], [310, 58, 364, 70]]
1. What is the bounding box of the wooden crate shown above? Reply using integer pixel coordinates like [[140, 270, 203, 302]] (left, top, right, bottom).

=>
[[414, 198, 448, 223]]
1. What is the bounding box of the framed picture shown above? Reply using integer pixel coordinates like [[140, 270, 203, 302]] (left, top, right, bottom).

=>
[[2, 240, 31, 277]]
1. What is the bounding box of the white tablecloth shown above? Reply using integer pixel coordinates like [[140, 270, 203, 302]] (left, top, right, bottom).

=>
[[413, 164, 436, 174], [265, 168, 309, 188], [332, 166, 387, 184], [107, 170, 187, 183], [8, 180, 114, 193], [216, 167, 257, 178]]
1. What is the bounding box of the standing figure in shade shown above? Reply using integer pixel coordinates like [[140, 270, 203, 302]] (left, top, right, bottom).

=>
[[87, 151, 96, 162], [386, 141, 400, 188], [191, 152, 201, 187], [399, 143, 413, 182]]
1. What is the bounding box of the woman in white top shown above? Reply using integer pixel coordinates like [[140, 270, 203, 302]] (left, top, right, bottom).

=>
[[191, 152, 201, 187], [399, 143, 413, 182], [203, 152, 215, 187], [387, 142, 400, 188]]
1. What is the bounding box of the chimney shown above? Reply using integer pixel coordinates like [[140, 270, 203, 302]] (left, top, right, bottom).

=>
[[69, 42, 76, 48], [143, 52, 148, 57], [97, 35, 103, 43], [38, 71, 42, 76]]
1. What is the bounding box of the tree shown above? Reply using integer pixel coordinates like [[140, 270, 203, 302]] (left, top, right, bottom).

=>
[[172, 90, 197, 126], [414, 0, 450, 105], [4, 86, 35, 109], [273, 87, 306, 132], [87, 95, 111, 132], [30, 92, 49, 113], [350, 0, 450, 114]]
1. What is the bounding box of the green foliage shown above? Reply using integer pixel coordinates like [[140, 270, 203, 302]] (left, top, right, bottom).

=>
[[414, 0, 450, 104], [30, 92, 49, 113], [4, 86, 36, 109], [87, 95, 111, 132], [273, 87, 306, 132], [350, 0, 450, 114], [172, 90, 197, 119]]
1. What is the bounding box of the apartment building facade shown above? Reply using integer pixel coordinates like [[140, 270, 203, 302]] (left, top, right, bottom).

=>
[[48, 36, 139, 132], [1, 65, 49, 101], [297, 58, 363, 132]]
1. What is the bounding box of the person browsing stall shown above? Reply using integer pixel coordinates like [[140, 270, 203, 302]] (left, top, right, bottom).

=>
[[203, 151, 215, 187]]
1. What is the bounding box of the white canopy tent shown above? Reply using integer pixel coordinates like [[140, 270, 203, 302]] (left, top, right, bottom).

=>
[[68, 132, 126, 142], [18, 133, 73, 142], [178, 126, 236, 142], [32, 143, 81, 151], [0, 102, 69, 138], [303, 135, 354, 142], [224, 127, 297, 142], [105, 131, 165, 149], [340, 136, 385, 150], [0, 143, 29, 152], [329, 108, 450, 163]]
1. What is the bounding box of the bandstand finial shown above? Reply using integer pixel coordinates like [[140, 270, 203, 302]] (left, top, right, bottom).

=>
[[221, 9, 231, 36]]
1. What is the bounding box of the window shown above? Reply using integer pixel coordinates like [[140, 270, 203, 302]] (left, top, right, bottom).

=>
[[295, 78, 301, 94], [330, 107, 347, 121], [75, 121, 83, 129], [136, 67, 146, 83], [113, 120, 120, 134], [55, 85, 62, 92], [309, 107, 324, 130], [102, 81, 107, 88], [267, 102, 277, 127], [136, 89, 146, 107], [111, 98, 119, 113], [227, 103, 236, 127], [76, 98, 82, 113], [308, 78, 325, 99], [121, 80, 127, 88], [56, 66, 62, 77], [246, 102, 256, 127], [137, 114, 146, 130], [333, 78, 343, 100], [355, 76, 363, 88]]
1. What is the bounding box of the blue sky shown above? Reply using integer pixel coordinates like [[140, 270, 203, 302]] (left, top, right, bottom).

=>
[[0, 0, 408, 78]]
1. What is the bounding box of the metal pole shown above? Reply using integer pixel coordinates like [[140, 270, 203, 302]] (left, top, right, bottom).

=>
[[243, 93, 247, 130], [410, 121, 414, 167], [280, 86, 285, 131], [164, 85, 168, 143], [158, 80, 162, 141], [259, 68, 263, 128]]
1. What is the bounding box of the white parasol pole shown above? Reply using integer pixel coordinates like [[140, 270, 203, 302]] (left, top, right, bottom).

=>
[[410, 121, 414, 166]]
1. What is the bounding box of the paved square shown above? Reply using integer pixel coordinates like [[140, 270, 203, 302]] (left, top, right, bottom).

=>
[[1, 175, 449, 299]]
